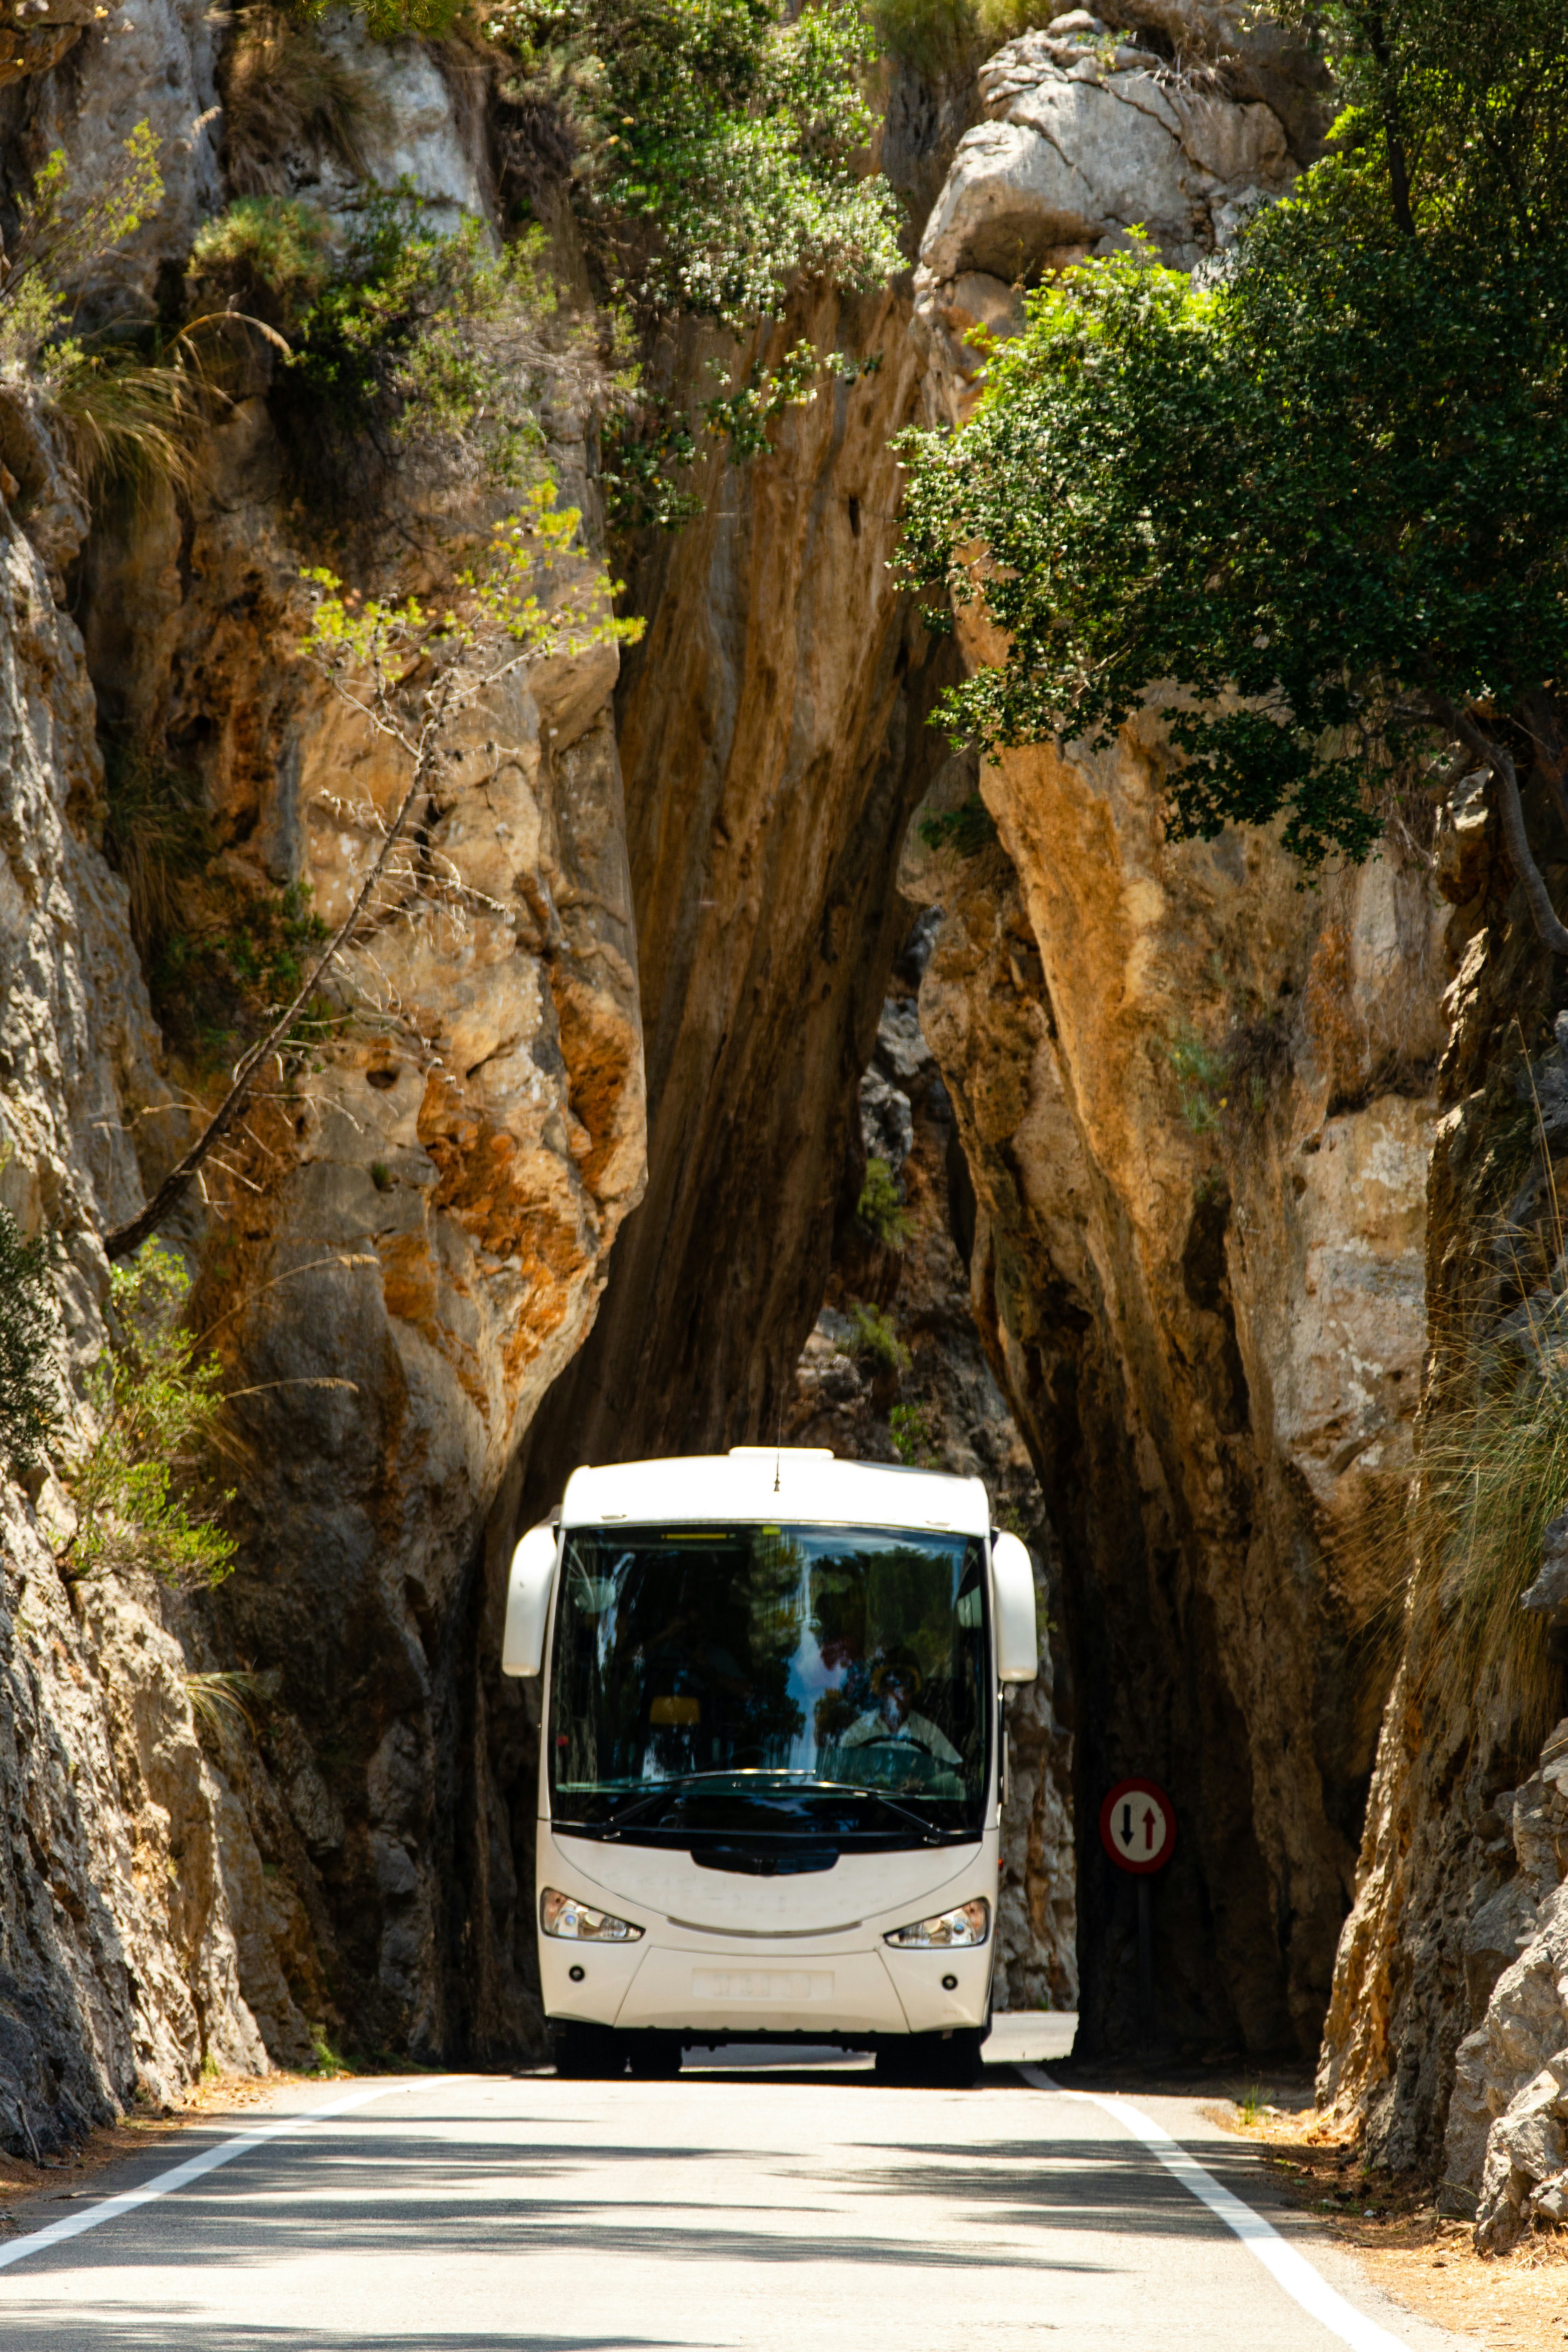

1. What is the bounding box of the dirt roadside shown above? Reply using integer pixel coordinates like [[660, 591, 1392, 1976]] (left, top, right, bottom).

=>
[[1210, 2090, 1568, 2351], [0, 2069, 316, 2240]]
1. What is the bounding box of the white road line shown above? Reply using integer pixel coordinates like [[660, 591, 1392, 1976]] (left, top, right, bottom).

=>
[[1018, 2064, 1414, 2352], [0, 2077, 445, 2276]]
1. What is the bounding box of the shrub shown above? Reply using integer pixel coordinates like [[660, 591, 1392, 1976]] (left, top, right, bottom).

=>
[[864, 0, 1035, 82], [183, 1668, 270, 1739], [150, 883, 332, 1069], [0, 1204, 60, 1470], [1413, 1322, 1568, 1757], [59, 1242, 238, 1589], [44, 341, 209, 506], [1167, 1031, 1229, 1136], [278, 194, 578, 499], [604, 339, 876, 531], [846, 1299, 910, 1373], [918, 793, 996, 858], [484, 0, 902, 325], [858, 1156, 911, 1247], [101, 745, 214, 958], [889, 1400, 937, 1466], [187, 196, 335, 335], [0, 121, 163, 373]]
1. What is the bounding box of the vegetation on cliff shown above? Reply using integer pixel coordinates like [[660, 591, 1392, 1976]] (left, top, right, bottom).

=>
[[897, 0, 1568, 918]]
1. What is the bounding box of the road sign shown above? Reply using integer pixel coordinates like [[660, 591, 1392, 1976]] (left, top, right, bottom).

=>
[[1100, 1777, 1175, 1875]]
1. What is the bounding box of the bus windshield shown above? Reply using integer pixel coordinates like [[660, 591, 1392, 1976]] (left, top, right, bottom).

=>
[[548, 1521, 990, 1843]]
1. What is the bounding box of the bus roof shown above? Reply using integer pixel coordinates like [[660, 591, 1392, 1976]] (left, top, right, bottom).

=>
[[559, 1449, 991, 1537]]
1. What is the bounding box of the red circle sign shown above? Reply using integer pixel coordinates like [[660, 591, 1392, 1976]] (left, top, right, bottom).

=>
[[1100, 1778, 1176, 1874]]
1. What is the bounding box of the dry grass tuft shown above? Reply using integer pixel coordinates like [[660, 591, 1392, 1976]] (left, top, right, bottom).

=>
[[220, 7, 393, 196]]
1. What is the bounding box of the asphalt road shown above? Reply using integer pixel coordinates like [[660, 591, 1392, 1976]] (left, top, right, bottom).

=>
[[0, 2020, 1468, 2352]]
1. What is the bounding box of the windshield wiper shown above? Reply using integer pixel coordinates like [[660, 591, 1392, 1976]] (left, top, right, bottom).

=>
[[799, 1781, 944, 1842], [598, 1772, 775, 1829], [595, 1773, 944, 1841]]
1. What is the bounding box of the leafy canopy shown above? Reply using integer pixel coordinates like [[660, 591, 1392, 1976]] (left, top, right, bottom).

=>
[[896, 0, 1568, 872]]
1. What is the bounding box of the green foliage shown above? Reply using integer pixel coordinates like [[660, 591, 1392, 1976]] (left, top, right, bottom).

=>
[[187, 196, 334, 334], [699, 335, 819, 460], [102, 745, 214, 956], [485, 0, 902, 324], [0, 121, 163, 372], [857, 1155, 911, 1247], [318, 0, 463, 36], [863, 0, 1033, 81], [306, 2024, 354, 2077], [1168, 1031, 1230, 1136], [604, 339, 879, 530], [889, 1400, 938, 1466], [895, 0, 1568, 876], [1415, 1308, 1568, 1757], [599, 397, 704, 530], [283, 194, 566, 492], [0, 1203, 60, 1470], [303, 478, 643, 673], [61, 1243, 238, 1590], [846, 1299, 910, 1373], [1269, 0, 1568, 241], [152, 884, 333, 1067], [918, 793, 996, 858], [44, 340, 209, 506]]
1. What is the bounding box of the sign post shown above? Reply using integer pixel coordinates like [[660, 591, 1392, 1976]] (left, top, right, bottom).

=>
[[1098, 1777, 1176, 2049]]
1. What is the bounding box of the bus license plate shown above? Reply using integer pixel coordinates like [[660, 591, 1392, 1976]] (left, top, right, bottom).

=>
[[690, 1969, 833, 2002]]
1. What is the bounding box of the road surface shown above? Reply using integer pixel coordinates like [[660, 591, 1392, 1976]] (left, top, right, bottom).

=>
[[0, 2019, 1467, 2351]]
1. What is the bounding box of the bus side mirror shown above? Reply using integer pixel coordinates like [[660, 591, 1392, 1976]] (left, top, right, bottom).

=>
[[501, 1522, 559, 1677], [991, 1530, 1038, 1684]]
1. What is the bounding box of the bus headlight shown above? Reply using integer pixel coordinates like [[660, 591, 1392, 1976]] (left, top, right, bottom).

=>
[[884, 1899, 990, 1949], [540, 1888, 643, 1942]]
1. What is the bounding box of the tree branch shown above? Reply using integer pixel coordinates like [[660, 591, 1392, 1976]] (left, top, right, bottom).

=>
[[1454, 713, 1568, 957], [102, 684, 446, 1262]]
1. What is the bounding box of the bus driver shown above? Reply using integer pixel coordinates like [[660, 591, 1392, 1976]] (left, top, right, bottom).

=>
[[838, 1650, 960, 1764]]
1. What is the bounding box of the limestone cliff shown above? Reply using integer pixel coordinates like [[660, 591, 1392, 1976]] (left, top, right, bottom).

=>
[[0, 394, 271, 2150], [1318, 781, 1568, 2191], [515, 290, 954, 1486], [898, 16, 1445, 2058], [786, 927, 1076, 2013], [0, 0, 645, 2134]]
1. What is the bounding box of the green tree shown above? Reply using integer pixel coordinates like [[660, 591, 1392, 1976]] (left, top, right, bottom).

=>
[[896, 1, 1568, 940]]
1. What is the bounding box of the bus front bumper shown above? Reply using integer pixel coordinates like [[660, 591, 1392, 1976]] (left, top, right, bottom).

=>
[[538, 1926, 992, 2038]]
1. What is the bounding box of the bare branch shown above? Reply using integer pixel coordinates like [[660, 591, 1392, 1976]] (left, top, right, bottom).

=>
[[102, 685, 450, 1261], [1454, 713, 1568, 957]]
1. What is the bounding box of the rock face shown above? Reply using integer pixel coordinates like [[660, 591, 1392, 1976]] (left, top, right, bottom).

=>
[[1439, 1720, 1568, 2245], [0, 393, 273, 2149], [921, 23, 1292, 285], [515, 290, 955, 1495], [786, 924, 1077, 2013], [897, 677, 1443, 2052], [899, 24, 1439, 2056], [1316, 795, 1568, 2179], [0, 1, 646, 2134]]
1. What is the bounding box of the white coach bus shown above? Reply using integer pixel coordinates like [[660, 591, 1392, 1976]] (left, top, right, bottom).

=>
[[501, 1448, 1039, 2082]]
